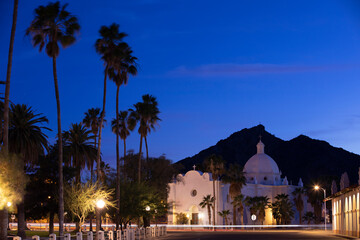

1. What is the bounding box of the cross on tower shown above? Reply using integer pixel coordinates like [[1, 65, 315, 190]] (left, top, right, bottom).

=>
[[192, 165, 196, 170]]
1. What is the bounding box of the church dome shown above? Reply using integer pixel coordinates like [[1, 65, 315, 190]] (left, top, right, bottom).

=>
[[244, 140, 280, 174]]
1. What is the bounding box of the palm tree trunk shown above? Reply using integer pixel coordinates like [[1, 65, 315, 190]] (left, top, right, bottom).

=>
[[0, 210, 8, 240], [52, 55, 65, 238], [115, 85, 120, 230], [49, 210, 54, 234], [1, 1, 18, 238], [138, 135, 143, 182], [96, 66, 108, 235], [89, 136, 96, 232], [16, 202, 25, 239], [144, 136, 149, 161], [240, 205, 244, 225], [123, 139, 126, 179], [207, 206, 211, 225], [299, 209, 302, 224], [232, 205, 236, 225], [212, 179, 216, 226]]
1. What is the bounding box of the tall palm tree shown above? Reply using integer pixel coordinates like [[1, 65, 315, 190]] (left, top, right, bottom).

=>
[[63, 123, 97, 185], [292, 188, 305, 224], [82, 108, 103, 232], [107, 44, 137, 230], [218, 210, 230, 225], [199, 195, 214, 225], [204, 154, 225, 226], [95, 23, 127, 233], [129, 94, 160, 182], [231, 194, 244, 225], [222, 163, 246, 225], [83, 108, 102, 182], [9, 104, 49, 238], [1, 1, 19, 237], [111, 111, 135, 178], [26, 2, 80, 236]]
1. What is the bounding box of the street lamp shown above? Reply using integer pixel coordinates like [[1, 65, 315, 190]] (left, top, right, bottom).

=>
[[96, 199, 105, 209], [6, 202, 11, 207], [314, 185, 327, 231], [145, 206, 150, 212]]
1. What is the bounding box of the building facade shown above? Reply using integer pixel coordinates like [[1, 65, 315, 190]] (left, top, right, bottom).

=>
[[330, 183, 360, 237], [167, 140, 310, 225]]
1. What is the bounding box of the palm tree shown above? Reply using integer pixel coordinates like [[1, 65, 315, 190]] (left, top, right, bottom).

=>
[[95, 23, 127, 232], [129, 94, 160, 182], [257, 196, 270, 225], [1, 1, 19, 237], [218, 210, 230, 225], [111, 111, 135, 178], [26, 2, 80, 235], [9, 104, 49, 238], [63, 123, 97, 185], [303, 211, 315, 224], [245, 196, 270, 225], [222, 163, 246, 225], [270, 194, 294, 225], [199, 195, 214, 225], [292, 188, 305, 224], [231, 194, 244, 225], [83, 108, 102, 182], [107, 44, 137, 230], [204, 154, 225, 226]]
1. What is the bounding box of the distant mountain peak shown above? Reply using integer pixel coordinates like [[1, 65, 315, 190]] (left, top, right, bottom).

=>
[[177, 125, 360, 185]]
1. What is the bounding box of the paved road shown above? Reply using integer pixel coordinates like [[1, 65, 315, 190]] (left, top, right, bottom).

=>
[[163, 230, 353, 240]]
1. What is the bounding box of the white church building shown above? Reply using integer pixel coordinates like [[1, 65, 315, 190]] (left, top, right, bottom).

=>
[[167, 140, 310, 225]]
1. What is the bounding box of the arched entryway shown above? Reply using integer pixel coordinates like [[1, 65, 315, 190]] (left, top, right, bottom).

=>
[[189, 205, 199, 225]]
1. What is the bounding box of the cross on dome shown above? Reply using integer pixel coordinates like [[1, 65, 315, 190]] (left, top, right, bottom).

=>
[[192, 165, 196, 170]]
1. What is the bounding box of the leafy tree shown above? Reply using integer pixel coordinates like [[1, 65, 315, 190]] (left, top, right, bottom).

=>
[[129, 94, 161, 182], [222, 163, 246, 225], [26, 2, 80, 235], [25, 146, 75, 234], [176, 213, 189, 225], [303, 211, 315, 224], [63, 123, 97, 185], [292, 187, 305, 224], [245, 196, 270, 225], [65, 182, 115, 232], [9, 104, 49, 238], [218, 210, 230, 225], [199, 195, 214, 225], [203, 154, 225, 225], [0, 153, 27, 240], [0, 153, 27, 209], [269, 194, 294, 225]]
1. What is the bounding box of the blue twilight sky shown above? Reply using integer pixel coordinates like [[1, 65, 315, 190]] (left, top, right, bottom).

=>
[[1, 0, 360, 169]]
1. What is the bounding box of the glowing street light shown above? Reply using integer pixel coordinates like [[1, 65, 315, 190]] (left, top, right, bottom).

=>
[[6, 202, 11, 207], [314, 185, 327, 231], [145, 206, 150, 211], [96, 199, 105, 209]]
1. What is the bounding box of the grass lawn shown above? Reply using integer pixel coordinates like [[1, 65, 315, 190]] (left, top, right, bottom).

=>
[[8, 231, 73, 237]]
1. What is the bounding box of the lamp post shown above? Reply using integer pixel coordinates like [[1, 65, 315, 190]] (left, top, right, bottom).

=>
[[314, 185, 326, 231], [96, 200, 105, 232]]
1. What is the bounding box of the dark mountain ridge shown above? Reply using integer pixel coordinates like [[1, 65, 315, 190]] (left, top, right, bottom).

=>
[[177, 125, 360, 185]]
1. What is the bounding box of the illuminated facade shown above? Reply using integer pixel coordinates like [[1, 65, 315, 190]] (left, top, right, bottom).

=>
[[330, 185, 360, 237], [167, 140, 310, 225]]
